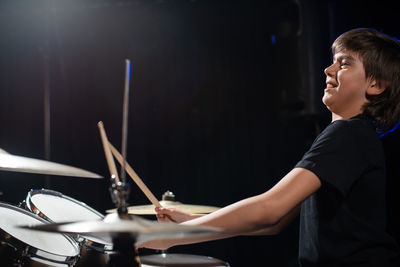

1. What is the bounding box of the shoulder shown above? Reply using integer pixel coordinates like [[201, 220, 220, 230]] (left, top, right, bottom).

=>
[[305, 115, 379, 158], [318, 115, 377, 143]]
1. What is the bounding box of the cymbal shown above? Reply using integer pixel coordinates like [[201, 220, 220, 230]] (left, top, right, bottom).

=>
[[0, 152, 102, 179], [106, 200, 220, 215], [18, 213, 222, 245]]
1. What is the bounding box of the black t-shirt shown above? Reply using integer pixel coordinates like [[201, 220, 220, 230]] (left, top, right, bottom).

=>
[[295, 114, 400, 266]]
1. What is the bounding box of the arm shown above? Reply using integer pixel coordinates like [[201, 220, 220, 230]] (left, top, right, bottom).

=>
[[243, 204, 300, 235], [155, 204, 300, 235], [182, 168, 319, 231], [139, 167, 320, 249]]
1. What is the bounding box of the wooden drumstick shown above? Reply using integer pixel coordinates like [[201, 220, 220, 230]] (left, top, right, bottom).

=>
[[108, 142, 161, 208], [98, 121, 120, 183]]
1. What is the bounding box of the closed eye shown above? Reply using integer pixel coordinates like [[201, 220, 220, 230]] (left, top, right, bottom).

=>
[[340, 62, 349, 68]]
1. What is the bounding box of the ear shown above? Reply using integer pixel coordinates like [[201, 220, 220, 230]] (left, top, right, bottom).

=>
[[366, 79, 386, 96]]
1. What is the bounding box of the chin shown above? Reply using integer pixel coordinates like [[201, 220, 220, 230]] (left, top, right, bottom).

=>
[[322, 98, 333, 112], [322, 96, 329, 106]]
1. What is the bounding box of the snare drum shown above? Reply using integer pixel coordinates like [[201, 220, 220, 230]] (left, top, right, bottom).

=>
[[140, 253, 230, 267], [21, 189, 113, 266], [0, 202, 80, 267]]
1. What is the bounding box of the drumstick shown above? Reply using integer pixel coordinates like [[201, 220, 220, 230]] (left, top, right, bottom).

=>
[[98, 121, 120, 183], [108, 141, 161, 208]]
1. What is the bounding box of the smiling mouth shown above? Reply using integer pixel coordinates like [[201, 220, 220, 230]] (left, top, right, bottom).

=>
[[325, 83, 337, 91]]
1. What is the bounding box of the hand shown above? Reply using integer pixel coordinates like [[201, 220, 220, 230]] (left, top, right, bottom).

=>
[[155, 207, 201, 223]]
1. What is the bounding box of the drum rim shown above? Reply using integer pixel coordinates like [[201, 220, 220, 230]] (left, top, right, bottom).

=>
[[23, 189, 113, 252], [0, 201, 80, 265]]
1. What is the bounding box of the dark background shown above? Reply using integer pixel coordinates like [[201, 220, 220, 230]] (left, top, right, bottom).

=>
[[0, 0, 399, 266]]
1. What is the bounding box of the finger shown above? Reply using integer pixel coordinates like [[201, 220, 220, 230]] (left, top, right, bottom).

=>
[[155, 207, 169, 214], [165, 214, 177, 223], [156, 214, 165, 221], [156, 212, 177, 223]]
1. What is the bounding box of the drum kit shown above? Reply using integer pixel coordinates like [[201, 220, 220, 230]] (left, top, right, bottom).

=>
[[0, 60, 230, 266], [0, 155, 228, 266]]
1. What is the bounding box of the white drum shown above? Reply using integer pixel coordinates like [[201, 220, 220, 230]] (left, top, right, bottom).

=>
[[140, 253, 230, 267], [0, 202, 80, 267], [22, 189, 113, 252]]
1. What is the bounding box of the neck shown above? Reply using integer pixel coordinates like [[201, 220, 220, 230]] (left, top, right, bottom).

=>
[[331, 111, 362, 123]]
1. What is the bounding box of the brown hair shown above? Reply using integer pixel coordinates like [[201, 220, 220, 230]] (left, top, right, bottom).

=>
[[332, 28, 400, 132]]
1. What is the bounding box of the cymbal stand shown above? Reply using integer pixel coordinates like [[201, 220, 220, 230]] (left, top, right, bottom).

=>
[[109, 176, 130, 215], [100, 59, 139, 267]]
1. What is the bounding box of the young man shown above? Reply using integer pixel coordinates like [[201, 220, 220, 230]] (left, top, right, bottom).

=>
[[140, 28, 400, 266]]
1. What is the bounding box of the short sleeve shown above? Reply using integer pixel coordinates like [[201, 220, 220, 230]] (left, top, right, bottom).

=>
[[295, 120, 369, 195]]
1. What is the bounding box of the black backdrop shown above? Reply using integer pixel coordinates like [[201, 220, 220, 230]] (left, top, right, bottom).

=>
[[0, 0, 399, 266]]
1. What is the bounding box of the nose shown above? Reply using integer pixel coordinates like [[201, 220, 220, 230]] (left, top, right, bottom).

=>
[[324, 63, 336, 77]]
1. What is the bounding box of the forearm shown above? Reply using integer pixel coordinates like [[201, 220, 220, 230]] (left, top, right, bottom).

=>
[[243, 204, 300, 236], [182, 195, 279, 234]]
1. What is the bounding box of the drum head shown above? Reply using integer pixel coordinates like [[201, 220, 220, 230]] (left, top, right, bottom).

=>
[[0, 202, 80, 258], [140, 253, 229, 267], [27, 189, 103, 222]]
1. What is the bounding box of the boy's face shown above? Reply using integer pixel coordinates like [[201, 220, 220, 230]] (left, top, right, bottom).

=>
[[323, 50, 373, 119]]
